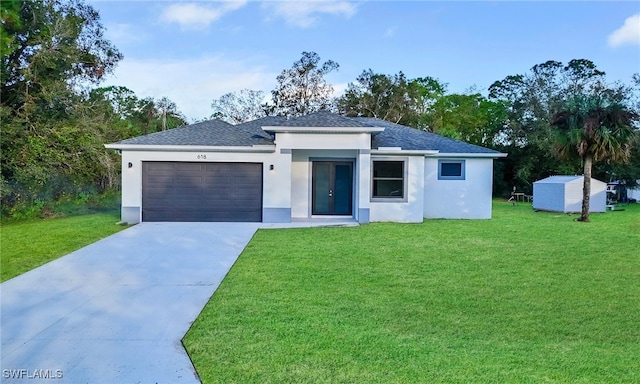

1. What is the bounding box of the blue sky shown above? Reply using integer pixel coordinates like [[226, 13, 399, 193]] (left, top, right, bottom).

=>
[[91, 1, 640, 121]]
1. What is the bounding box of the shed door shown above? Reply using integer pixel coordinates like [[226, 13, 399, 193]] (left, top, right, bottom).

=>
[[142, 162, 262, 222]]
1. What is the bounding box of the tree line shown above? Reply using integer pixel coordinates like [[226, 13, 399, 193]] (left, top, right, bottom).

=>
[[2, 0, 638, 220], [1, 0, 187, 217], [213, 53, 639, 218]]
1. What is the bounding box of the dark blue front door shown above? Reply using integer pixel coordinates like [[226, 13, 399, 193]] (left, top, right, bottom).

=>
[[312, 161, 353, 215]]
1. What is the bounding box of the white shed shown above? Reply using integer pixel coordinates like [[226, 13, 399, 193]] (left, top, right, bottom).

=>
[[532, 175, 607, 213]]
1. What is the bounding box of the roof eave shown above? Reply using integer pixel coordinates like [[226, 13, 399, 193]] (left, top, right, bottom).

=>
[[104, 144, 276, 153], [371, 149, 439, 156], [430, 152, 508, 158]]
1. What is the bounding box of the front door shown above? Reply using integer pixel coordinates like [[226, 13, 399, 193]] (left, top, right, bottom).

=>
[[312, 161, 353, 215]]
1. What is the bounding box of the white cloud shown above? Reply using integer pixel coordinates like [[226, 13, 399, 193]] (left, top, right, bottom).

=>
[[264, 1, 357, 28], [608, 13, 640, 47], [160, 1, 247, 29], [103, 56, 277, 121], [105, 23, 149, 47]]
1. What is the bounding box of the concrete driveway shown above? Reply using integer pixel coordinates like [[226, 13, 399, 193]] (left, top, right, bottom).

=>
[[1, 222, 261, 384]]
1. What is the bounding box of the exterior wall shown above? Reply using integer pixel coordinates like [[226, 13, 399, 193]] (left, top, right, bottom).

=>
[[118, 149, 288, 223], [533, 182, 566, 212], [423, 157, 494, 219], [564, 179, 584, 213], [588, 179, 607, 212], [279, 132, 370, 222], [276, 132, 370, 150], [369, 155, 425, 223], [357, 150, 371, 223]]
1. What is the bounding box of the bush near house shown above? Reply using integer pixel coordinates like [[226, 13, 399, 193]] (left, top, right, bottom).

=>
[[184, 201, 640, 383]]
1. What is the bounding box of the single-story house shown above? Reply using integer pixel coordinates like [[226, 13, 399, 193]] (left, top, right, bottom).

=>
[[105, 111, 506, 224], [532, 175, 607, 213]]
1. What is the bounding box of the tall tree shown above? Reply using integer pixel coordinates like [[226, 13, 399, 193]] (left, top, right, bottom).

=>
[[211, 89, 268, 124], [552, 95, 638, 221], [271, 51, 338, 117], [424, 92, 508, 147], [156, 96, 185, 131], [487, 59, 611, 193], [337, 70, 449, 127], [0, 1, 21, 59], [338, 70, 417, 124], [407, 76, 447, 129], [0, 0, 122, 213]]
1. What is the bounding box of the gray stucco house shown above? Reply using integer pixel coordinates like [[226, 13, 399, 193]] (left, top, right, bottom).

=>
[[105, 111, 506, 224]]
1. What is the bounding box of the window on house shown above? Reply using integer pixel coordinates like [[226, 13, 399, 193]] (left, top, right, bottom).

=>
[[372, 160, 405, 199], [438, 160, 465, 180]]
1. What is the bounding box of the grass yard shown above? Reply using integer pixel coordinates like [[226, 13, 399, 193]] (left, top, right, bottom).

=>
[[184, 201, 640, 383], [0, 211, 126, 282]]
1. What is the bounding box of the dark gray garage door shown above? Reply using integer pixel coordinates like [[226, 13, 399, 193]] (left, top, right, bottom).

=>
[[142, 162, 263, 222]]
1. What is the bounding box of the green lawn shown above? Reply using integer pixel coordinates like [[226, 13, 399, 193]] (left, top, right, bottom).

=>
[[184, 201, 640, 383], [0, 212, 126, 282]]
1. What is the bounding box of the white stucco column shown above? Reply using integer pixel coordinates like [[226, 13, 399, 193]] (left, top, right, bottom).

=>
[[262, 148, 292, 222], [120, 152, 142, 224], [357, 149, 371, 223]]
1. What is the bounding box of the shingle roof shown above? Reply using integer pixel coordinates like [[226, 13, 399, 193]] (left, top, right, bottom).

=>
[[271, 111, 377, 127], [359, 118, 502, 154], [111, 118, 276, 146], [108, 112, 502, 155], [234, 116, 287, 141]]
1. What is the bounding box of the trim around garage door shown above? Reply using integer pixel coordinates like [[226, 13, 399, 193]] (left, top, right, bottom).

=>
[[142, 162, 263, 222]]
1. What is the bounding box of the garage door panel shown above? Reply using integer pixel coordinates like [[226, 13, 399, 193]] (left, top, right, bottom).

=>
[[176, 163, 204, 171], [204, 176, 233, 184], [142, 162, 262, 222], [175, 176, 203, 185], [205, 163, 233, 170], [172, 197, 208, 206], [145, 174, 174, 183], [177, 169, 205, 177], [232, 190, 261, 199], [147, 163, 177, 172]]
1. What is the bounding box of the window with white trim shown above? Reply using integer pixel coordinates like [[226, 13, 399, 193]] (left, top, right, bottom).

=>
[[438, 160, 465, 180], [372, 160, 405, 199]]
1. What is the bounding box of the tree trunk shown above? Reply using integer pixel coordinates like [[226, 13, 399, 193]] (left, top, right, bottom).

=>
[[580, 154, 593, 222]]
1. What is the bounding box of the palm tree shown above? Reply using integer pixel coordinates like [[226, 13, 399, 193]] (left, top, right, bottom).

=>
[[552, 95, 638, 222]]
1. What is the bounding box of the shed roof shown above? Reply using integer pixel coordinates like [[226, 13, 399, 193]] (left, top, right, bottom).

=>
[[535, 175, 606, 184]]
